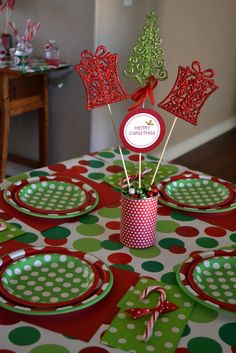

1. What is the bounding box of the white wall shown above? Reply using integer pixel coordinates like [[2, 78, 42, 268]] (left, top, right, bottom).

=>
[[7, 0, 236, 174], [92, 0, 236, 159]]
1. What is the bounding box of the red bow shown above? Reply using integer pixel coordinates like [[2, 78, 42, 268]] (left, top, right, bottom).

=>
[[126, 285, 178, 341], [128, 76, 158, 111]]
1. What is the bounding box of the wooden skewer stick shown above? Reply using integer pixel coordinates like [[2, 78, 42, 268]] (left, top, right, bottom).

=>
[[151, 116, 178, 185], [107, 104, 131, 188], [138, 152, 142, 189]]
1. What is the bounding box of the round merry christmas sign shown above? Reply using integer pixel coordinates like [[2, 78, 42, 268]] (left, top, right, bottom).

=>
[[119, 108, 165, 153]]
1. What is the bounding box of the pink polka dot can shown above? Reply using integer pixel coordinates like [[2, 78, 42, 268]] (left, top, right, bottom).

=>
[[120, 193, 158, 248]]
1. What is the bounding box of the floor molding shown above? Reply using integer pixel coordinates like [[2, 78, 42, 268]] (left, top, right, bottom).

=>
[[164, 116, 236, 161]]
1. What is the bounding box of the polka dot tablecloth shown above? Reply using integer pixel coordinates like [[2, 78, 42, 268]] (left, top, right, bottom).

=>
[[0, 148, 235, 353]]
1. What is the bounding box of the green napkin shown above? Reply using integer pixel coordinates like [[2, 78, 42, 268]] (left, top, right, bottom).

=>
[[103, 161, 179, 191], [101, 277, 195, 353], [0, 220, 26, 244]]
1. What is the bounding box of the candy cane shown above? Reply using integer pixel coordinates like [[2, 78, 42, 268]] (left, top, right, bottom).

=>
[[8, 20, 20, 42], [140, 285, 166, 341]]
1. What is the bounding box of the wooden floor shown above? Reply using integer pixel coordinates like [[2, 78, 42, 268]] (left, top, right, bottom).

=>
[[171, 128, 236, 183]]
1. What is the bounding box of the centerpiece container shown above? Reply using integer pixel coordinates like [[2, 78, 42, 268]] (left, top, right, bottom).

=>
[[120, 193, 158, 248]]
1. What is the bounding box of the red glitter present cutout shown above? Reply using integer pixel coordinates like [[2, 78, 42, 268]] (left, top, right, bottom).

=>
[[74, 45, 129, 110], [158, 61, 219, 125]]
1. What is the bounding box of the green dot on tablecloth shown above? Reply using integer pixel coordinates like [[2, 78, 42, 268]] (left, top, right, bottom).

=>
[[29, 344, 70, 353], [142, 260, 164, 272], [29, 171, 50, 177], [161, 271, 178, 285], [159, 238, 185, 250], [98, 207, 120, 218], [41, 226, 71, 240], [187, 337, 222, 353], [129, 246, 160, 258], [79, 215, 99, 224], [219, 323, 236, 347], [7, 173, 28, 183], [76, 224, 105, 236], [230, 233, 236, 242], [17, 232, 38, 244], [171, 212, 195, 221], [111, 264, 135, 272], [156, 220, 180, 233], [88, 160, 105, 168], [73, 238, 102, 252], [182, 324, 191, 337], [114, 147, 130, 155], [98, 151, 116, 158], [190, 303, 218, 323], [9, 326, 40, 346], [146, 154, 159, 161], [195, 237, 219, 248], [101, 240, 124, 250], [88, 172, 105, 180]]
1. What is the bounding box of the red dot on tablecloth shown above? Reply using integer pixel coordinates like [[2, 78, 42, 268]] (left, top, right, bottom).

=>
[[204, 226, 227, 237], [70, 166, 88, 174], [169, 245, 186, 254], [78, 347, 109, 353], [0, 212, 12, 221], [109, 233, 121, 243], [157, 206, 172, 216], [108, 252, 132, 264], [44, 238, 68, 246], [70, 165, 89, 173], [0, 350, 16, 353], [128, 154, 144, 162], [106, 221, 120, 230], [79, 160, 90, 166], [176, 226, 199, 237], [106, 165, 124, 173], [175, 348, 190, 353], [48, 163, 67, 172]]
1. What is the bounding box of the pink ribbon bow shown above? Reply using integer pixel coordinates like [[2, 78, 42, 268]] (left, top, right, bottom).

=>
[[126, 285, 178, 341]]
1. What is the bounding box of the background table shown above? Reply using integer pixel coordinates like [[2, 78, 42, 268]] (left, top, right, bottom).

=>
[[0, 147, 235, 353], [0, 62, 69, 178]]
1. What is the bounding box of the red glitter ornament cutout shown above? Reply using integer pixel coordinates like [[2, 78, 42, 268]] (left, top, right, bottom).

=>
[[74, 45, 129, 110], [158, 61, 218, 125]]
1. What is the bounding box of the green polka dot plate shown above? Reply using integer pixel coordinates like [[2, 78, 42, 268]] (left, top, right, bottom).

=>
[[176, 249, 236, 314], [187, 252, 236, 311], [0, 246, 113, 315], [4, 176, 99, 219], [161, 174, 234, 209], [158, 174, 236, 213]]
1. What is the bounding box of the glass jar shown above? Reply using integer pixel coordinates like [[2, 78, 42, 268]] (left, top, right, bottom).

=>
[[44, 39, 59, 66], [14, 40, 32, 69]]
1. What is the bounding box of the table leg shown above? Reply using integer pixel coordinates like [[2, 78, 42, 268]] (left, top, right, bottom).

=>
[[0, 75, 10, 178]]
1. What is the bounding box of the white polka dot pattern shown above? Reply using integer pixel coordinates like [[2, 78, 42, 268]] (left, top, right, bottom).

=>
[[120, 194, 158, 248]]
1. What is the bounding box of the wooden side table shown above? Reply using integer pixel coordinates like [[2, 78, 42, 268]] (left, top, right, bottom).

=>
[[0, 64, 69, 178]]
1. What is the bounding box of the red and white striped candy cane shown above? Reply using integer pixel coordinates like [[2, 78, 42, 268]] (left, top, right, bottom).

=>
[[8, 20, 20, 42], [140, 285, 166, 341]]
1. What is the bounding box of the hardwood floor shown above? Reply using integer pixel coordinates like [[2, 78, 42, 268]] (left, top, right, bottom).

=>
[[171, 128, 236, 183]]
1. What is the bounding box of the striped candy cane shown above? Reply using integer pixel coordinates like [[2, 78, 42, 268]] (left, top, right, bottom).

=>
[[140, 285, 166, 341], [8, 20, 20, 42], [126, 284, 178, 342]]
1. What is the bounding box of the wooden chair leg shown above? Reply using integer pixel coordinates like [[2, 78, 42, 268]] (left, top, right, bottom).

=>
[[0, 112, 10, 178]]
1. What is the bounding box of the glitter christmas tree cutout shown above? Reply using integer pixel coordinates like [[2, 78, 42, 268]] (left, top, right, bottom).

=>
[[124, 10, 168, 86]]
